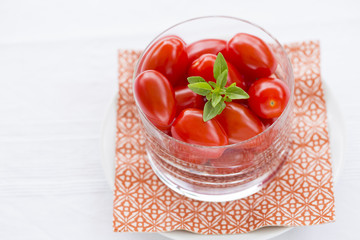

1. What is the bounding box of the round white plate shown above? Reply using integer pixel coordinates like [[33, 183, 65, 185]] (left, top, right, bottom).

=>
[[101, 83, 344, 240]]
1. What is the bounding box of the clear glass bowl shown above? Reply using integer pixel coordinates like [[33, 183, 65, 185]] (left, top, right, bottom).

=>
[[133, 16, 294, 202]]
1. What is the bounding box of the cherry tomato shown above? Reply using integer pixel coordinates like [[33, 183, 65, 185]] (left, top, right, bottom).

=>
[[186, 39, 227, 65], [134, 70, 176, 130], [187, 54, 246, 89], [248, 78, 290, 119], [171, 108, 228, 160], [261, 117, 277, 128], [139, 35, 188, 86], [215, 102, 265, 144], [227, 33, 277, 79], [174, 86, 205, 116]]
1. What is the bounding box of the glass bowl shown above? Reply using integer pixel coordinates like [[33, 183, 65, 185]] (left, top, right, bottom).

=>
[[133, 16, 294, 202]]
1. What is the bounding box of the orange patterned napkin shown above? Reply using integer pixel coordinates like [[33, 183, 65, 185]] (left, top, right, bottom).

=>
[[113, 41, 335, 234]]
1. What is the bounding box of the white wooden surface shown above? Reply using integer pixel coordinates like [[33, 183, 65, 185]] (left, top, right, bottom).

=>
[[0, 0, 359, 239]]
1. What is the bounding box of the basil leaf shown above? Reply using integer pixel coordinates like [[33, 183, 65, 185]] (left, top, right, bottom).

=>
[[219, 88, 226, 95], [212, 92, 222, 107], [188, 82, 213, 96], [217, 101, 226, 115], [224, 97, 232, 102], [187, 76, 206, 84], [206, 92, 212, 100], [206, 92, 213, 100], [213, 52, 228, 80], [226, 86, 250, 100], [208, 81, 217, 89], [203, 100, 219, 122], [203, 100, 227, 122], [216, 69, 228, 88]]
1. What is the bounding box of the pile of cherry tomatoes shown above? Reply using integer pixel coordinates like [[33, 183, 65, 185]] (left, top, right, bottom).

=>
[[134, 33, 290, 149]]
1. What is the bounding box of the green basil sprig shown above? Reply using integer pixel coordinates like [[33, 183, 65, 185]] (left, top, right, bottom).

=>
[[187, 53, 249, 122]]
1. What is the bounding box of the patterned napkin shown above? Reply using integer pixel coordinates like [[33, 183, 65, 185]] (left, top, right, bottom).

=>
[[113, 41, 335, 234]]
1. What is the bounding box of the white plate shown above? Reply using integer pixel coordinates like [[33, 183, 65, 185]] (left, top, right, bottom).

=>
[[100, 83, 344, 240]]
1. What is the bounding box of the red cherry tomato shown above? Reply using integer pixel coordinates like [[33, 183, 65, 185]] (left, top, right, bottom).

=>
[[187, 54, 246, 89], [174, 86, 205, 116], [215, 102, 265, 144], [171, 109, 228, 160], [248, 78, 290, 119], [134, 70, 176, 130], [139, 35, 188, 86], [227, 33, 277, 79], [186, 39, 227, 65], [261, 117, 277, 128]]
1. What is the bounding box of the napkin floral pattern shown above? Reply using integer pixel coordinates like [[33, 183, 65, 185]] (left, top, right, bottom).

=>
[[113, 41, 335, 234]]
